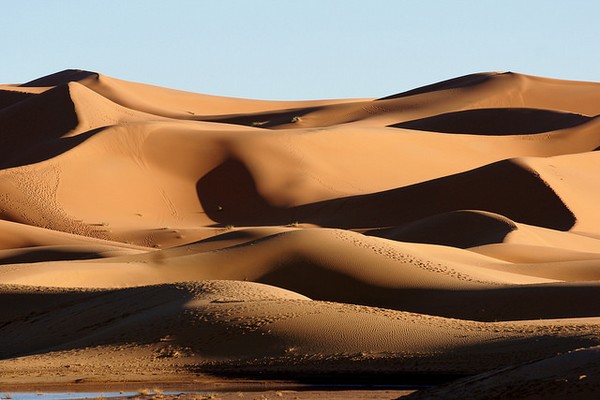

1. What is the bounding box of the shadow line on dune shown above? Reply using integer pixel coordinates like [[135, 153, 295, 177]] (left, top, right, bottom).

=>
[[196, 106, 325, 128], [363, 211, 517, 249], [20, 69, 99, 87], [389, 108, 592, 135], [0, 85, 79, 164], [0, 90, 36, 110], [378, 72, 498, 100], [255, 255, 600, 321], [0, 127, 105, 170], [195, 366, 467, 387], [0, 83, 109, 169], [0, 248, 110, 265], [196, 158, 576, 231], [0, 285, 191, 360], [195, 332, 600, 382]]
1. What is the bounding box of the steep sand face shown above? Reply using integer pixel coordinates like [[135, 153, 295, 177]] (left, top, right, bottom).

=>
[[0, 70, 599, 397]]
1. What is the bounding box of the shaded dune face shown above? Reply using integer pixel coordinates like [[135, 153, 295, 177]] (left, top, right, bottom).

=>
[[196, 158, 292, 226], [19, 69, 99, 87], [364, 210, 518, 248], [1, 69, 600, 393], [389, 108, 593, 134], [0, 90, 36, 110], [0, 246, 131, 265], [307, 159, 576, 230], [198, 157, 575, 230], [378, 72, 497, 100], [197, 106, 325, 128], [0, 85, 78, 158]]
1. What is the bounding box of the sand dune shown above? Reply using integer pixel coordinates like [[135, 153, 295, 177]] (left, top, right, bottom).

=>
[[1, 281, 599, 382], [4, 228, 600, 322], [1, 70, 599, 397], [20, 69, 364, 119]]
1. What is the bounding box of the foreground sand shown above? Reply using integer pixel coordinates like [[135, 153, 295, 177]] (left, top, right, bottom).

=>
[[1, 70, 600, 399]]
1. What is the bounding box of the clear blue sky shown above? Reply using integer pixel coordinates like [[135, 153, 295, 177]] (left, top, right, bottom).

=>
[[2, 0, 599, 100]]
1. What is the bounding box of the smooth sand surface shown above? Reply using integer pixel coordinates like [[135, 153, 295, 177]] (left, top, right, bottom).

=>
[[1, 70, 600, 398]]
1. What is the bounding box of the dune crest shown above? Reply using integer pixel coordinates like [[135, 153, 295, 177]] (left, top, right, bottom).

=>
[[1, 70, 599, 397]]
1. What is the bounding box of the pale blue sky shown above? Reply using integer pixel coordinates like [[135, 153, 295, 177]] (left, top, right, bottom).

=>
[[2, 0, 599, 99]]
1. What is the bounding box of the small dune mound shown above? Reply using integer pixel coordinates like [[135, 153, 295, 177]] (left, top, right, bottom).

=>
[[184, 279, 311, 302], [365, 210, 518, 248], [390, 108, 592, 135]]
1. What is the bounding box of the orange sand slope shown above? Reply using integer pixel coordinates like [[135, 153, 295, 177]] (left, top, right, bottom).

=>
[[1, 70, 600, 395]]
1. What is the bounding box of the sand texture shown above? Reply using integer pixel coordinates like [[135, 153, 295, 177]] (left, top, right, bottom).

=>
[[1, 69, 600, 398]]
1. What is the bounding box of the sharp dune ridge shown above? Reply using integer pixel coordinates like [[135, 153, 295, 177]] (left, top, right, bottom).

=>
[[1, 69, 600, 398]]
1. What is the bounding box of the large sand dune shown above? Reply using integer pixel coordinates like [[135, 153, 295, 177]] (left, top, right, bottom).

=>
[[1, 70, 599, 397]]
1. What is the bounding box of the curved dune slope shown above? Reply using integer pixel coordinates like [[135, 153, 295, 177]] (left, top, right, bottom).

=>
[[2, 229, 600, 322], [0, 70, 600, 393]]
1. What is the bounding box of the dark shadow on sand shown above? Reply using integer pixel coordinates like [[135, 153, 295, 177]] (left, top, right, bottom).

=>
[[378, 72, 498, 100], [363, 211, 517, 249], [196, 106, 324, 128], [196, 158, 576, 231], [0, 285, 192, 360], [20, 69, 99, 87], [255, 254, 600, 321], [0, 83, 107, 169], [389, 108, 592, 135], [0, 248, 109, 265], [0, 90, 36, 110]]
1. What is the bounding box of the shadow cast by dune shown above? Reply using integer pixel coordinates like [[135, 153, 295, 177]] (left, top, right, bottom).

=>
[[0, 90, 36, 110], [0, 85, 78, 156], [364, 211, 517, 248], [20, 69, 99, 87], [0, 127, 104, 170], [195, 334, 599, 383], [312, 159, 576, 230], [0, 248, 109, 265], [402, 345, 600, 400], [0, 285, 192, 360], [392, 285, 600, 321], [196, 158, 295, 226], [0, 83, 107, 169], [255, 254, 600, 321], [197, 105, 324, 128], [198, 158, 576, 231], [378, 72, 498, 100], [389, 108, 592, 135], [197, 361, 467, 387]]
